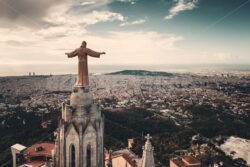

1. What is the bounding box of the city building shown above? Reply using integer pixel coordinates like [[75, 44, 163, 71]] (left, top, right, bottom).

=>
[[170, 156, 201, 167], [11, 144, 27, 167], [11, 142, 54, 167], [105, 153, 137, 167], [128, 139, 135, 149], [104, 134, 156, 167]]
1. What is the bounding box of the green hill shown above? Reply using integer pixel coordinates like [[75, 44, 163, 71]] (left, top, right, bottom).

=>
[[107, 70, 173, 76]]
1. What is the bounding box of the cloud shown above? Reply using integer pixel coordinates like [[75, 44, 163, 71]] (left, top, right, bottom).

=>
[[165, 0, 198, 20], [81, 1, 96, 6], [0, 0, 118, 28], [0, 40, 37, 47], [0, 0, 65, 27], [116, 0, 136, 5], [68, 0, 113, 14], [45, 9, 125, 27], [0, 0, 127, 38], [120, 19, 146, 26], [39, 9, 125, 38], [36, 26, 83, 39], [81, 10, 125, 25], [213, 52, 238, 62], [0, 29, 184, 66]]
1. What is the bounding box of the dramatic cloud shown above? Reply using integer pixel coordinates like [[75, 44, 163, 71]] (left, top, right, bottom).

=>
[[0, 0, 65, 27], [0, 0, 117, 28], [120, 19, 146, 26], [0, 0, 121, 39], [40, 9, 125, 38], [45, 8, 125, 27], [165, 0, 198, 20]]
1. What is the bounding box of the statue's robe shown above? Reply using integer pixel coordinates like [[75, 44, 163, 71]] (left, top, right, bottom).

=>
[[67, 47, 101, 87]]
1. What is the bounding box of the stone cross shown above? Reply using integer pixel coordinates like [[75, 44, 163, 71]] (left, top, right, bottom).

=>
[[145, 134, 152, 141]]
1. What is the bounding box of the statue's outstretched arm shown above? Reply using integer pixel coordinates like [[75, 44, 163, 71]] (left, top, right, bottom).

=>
[[65, 49, 78, 58], [86, 48, 105, 58]]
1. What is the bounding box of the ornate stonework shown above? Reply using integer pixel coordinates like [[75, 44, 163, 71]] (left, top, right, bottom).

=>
[[54, 87, 104, 167], [140, 134, 155, 167], [54, 41, 105, 167]]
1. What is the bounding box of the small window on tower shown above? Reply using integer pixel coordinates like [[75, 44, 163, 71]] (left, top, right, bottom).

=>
[[70, 144, 76, 167], [87, 145, 91, 167]]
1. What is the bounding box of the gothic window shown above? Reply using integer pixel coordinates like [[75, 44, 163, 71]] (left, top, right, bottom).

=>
[[70, 144, 76, 167], [87, 145, 91, 167]]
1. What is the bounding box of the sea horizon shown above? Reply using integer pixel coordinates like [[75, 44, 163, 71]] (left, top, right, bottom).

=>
[[1, 63, 250, 77]]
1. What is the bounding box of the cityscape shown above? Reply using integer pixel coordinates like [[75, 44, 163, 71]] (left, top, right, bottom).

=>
[[0, 70, 249, 166], [0, 0, 250, 166]]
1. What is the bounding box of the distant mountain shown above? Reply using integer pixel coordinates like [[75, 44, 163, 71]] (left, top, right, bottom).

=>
[[107, 70, 173, 76]]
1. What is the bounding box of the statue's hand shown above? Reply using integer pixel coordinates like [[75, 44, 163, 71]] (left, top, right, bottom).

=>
[[101, 52, 106, 55], [65, 53, 70, 57]]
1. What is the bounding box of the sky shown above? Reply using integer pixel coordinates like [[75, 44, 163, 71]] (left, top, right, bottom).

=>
[[0, 0, 250, 74]]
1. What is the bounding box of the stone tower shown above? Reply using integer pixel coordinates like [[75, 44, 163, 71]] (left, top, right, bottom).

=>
[[54, 87, 104, 167], [140, 134, 155, 167], [55, 87, 104, 167], [54, 41, 105, 167]]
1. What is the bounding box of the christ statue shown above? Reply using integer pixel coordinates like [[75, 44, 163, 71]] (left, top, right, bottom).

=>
[[65, 41, 106, 87]]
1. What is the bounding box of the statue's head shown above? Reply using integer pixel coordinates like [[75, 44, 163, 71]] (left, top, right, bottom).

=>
[[81, 41, 87, 48]]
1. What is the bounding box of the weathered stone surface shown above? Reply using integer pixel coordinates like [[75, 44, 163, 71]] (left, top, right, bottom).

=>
[[54, 87, 104, 167], [54, 42, 105, 167], [140, 134, 155, 167]]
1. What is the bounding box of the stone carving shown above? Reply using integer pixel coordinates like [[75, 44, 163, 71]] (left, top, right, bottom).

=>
[[54, 41, 105, 167], [65, 41, 106, 87]]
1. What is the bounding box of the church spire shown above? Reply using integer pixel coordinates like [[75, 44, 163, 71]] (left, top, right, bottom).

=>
[[140, 134, 155, 167]]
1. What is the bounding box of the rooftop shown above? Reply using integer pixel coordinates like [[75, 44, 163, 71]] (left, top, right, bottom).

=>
[[170, 156, 201, 167], [24, 142, 54, 158], [182, 156, 201, 165], [105, 153, 137, 167], [171, 158, 186, 167], [11, 144, 27, 151]]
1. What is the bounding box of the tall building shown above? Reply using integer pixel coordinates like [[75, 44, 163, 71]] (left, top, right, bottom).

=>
[[53, 42, 105, 167], [11, 42, 106, 167], [11, 142, 54, 167], [140, 134, 155, 167], [11, 42, 105, 167], [53, 86, 104, 167], [11, 144, 26, 167], [104, 148, 140, 167], [104, 134, 156, 167]]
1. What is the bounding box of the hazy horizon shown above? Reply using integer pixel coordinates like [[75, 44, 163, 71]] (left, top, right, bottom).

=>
[[1, 63, 250, 77]]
